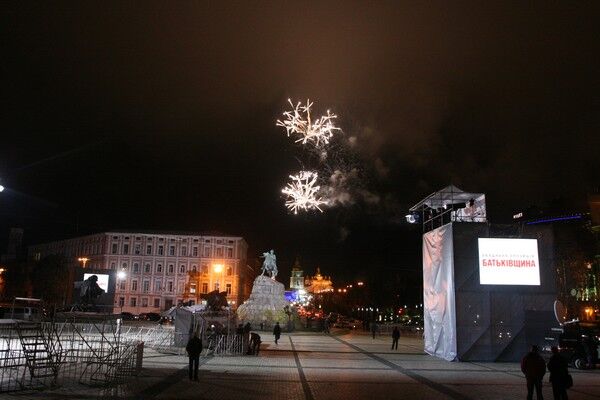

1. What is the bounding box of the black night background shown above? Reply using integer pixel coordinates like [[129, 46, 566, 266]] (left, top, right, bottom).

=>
[[1, 2, 599, 299]]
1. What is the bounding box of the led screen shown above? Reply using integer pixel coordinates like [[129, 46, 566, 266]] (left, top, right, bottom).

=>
[[83, 273, 110, 292], [478, 238, 540, 285]]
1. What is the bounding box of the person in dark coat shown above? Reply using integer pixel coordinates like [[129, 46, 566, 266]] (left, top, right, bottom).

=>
[[371, 322, 378, 339], [273, 321, 281, 344], [547, 346, 569, 400], [248, 332, 262, 355], [391, 326, 400, 350], [323, 318, 330, 334], [185, 332, 203, 381], [521, 345, 546, 400]]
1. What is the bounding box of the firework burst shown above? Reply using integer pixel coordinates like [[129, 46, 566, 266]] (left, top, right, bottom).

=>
[[281, 171, 328, 214], [276, 99, 340, 147]]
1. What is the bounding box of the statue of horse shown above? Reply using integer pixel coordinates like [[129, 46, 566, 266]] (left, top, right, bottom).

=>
[[260, 249, 278, 279]]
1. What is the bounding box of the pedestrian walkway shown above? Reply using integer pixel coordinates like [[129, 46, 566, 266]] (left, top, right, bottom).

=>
[[5, 330, 600, 399]]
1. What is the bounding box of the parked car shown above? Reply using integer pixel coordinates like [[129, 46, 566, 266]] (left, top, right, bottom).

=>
[[139, 312, 161, 321], [120, 312, 136, 320], [544, 321, 599, 369]]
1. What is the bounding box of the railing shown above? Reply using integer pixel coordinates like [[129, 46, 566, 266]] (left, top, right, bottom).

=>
[[0, 320, 143, 393], [117, 325, 247, 356]]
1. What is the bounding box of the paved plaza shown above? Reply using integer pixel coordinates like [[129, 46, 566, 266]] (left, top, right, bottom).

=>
[[6, 330, 600, 399]]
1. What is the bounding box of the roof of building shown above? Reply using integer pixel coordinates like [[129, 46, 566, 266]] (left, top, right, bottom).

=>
[[409, 185, 485, 211], [104, 229, 243, 239]]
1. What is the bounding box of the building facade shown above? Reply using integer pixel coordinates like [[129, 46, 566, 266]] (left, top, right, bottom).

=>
[[28, 231, 251, 314]]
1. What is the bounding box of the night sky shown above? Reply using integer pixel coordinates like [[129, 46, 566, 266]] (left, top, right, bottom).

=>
[[2, 2, 599, 283]]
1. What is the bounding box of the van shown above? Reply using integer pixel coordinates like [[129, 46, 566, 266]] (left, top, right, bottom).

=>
[[0, 306, 40, 321]]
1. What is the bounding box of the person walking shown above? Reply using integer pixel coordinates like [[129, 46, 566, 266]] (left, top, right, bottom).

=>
[[273, 321, 281, 345], [323, 318, 330, 334], [185, 332, 203, 381], [521, 345, 546, 400], [547, 346, 569, 400], [391, 326, 400, 350], [371, 322, 378, 339]]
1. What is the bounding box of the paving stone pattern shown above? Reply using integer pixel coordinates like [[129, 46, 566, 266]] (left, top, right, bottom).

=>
[[5, 330, 600, 399]]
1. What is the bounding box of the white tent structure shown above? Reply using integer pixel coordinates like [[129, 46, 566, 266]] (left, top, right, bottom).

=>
[[409, 185, 487, 232]]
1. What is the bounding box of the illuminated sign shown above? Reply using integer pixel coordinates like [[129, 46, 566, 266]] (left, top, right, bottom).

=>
[[478, 238, 540, 285], [83, 273, 110, 292]]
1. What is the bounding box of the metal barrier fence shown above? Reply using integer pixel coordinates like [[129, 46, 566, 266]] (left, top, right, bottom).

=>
[[0, 319, 143, 393], [371, 324, 424, 336], [118, 325, 247, 356]]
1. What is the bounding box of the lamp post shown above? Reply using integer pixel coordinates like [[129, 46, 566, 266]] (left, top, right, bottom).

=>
[[117, 270, 127, 313]]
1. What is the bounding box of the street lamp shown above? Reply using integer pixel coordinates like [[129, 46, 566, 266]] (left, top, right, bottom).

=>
[[213, 263, 224, 292], [78, 257, 89, 268], [0, 185, 4, 192]]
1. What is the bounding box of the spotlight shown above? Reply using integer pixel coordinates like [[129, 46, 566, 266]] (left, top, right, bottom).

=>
[[405, 212, 419, 224]]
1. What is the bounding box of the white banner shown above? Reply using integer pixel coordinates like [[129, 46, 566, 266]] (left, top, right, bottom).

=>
[[423, 223, 457, 361], [478, 238, 540, 285]]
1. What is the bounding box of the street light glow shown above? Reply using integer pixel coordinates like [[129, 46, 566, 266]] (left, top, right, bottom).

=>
[[117, 270, 127, 280], [78, 257, 89, 268], [213, 264, 224, 273], [0, 185, 4, 192]]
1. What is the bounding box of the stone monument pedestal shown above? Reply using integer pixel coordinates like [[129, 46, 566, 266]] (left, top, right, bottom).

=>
[[236, 275, 289, 326]]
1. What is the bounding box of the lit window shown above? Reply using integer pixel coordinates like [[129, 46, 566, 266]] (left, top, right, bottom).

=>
[[190, 283, 197, 294]]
